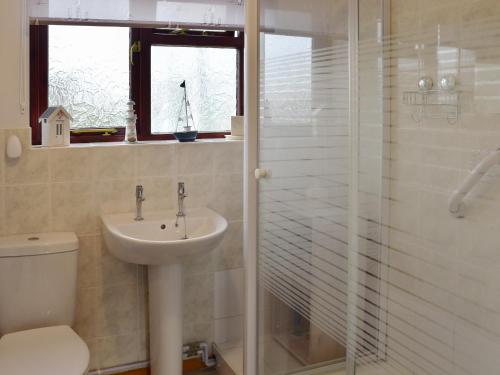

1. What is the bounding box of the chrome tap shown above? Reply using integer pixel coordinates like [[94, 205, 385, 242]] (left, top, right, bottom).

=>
[[176, 182, 187, 220], [135, 185, 145, 221]]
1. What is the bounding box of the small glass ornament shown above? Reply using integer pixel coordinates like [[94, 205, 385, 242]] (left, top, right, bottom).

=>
[[125, 100, 138, 143]]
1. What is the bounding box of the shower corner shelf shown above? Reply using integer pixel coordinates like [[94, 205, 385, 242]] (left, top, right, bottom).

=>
[[402, 89, 461, 124]]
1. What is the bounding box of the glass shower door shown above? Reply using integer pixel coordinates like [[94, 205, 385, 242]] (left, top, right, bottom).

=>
[[252, 1, 388, 375], [256, 1, 350, 374], [251, 1, 500, 375]]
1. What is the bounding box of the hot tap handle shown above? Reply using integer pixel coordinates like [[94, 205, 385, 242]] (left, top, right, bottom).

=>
[[136, 185, 145, 200], [178, 182, 186, 195]]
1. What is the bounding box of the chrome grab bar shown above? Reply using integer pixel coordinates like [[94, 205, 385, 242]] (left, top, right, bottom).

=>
[[449, 148, 500, 218]]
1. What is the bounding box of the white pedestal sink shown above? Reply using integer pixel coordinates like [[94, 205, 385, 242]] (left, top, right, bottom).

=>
[[101, 207, 228, 375]]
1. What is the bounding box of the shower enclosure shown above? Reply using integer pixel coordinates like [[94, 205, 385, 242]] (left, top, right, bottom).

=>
[[245, 0, 500, 375]]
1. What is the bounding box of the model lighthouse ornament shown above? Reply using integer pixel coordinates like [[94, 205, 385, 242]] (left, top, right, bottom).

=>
[[173, 80, 198, 142], [125, 100, 138, 143]]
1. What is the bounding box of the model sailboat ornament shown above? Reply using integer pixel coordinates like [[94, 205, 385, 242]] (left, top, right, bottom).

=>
[[174, 80, 198, 142]]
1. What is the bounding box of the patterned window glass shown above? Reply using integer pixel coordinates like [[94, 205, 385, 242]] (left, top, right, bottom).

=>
[[49, 25, 129, 129], [151, 46, 237, 133]]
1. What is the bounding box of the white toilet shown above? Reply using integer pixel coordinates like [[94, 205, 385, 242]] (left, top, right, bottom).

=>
[[0, 232, 90, 375]]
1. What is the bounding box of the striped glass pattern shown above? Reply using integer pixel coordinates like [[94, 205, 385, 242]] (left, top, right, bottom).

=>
[[257, 1, 352, 373], [257, 1, 500, 375]]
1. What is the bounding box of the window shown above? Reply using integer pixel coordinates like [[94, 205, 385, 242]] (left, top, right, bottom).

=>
[[151, 46, 237, 133], [30, 25, 244, 144], [49, 26, 130, 130]]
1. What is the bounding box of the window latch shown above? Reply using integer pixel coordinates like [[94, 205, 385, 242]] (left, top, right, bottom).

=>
[[130, 41, 141, 66]]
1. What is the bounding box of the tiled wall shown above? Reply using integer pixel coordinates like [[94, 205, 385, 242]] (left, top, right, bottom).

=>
[[214, 267, 244, 346], [0, 127, 243, 371], [384, 1, 500, 374]]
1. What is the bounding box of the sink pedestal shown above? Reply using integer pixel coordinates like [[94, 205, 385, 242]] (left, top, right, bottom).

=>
[[149, 263, 183, 375], [101, 207, 229, 375]]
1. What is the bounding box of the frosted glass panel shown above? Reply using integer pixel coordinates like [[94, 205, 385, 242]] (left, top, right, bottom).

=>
[[49, 25, 129, 129], [258, 18, 352, 375], [151, 46, 237, 133]]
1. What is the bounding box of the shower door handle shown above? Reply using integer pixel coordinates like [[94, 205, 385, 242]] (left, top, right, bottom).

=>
[[254, 168, 271, 180]]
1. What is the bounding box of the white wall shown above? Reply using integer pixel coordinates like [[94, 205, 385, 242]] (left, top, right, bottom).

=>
[[0, 0, 28, 129]]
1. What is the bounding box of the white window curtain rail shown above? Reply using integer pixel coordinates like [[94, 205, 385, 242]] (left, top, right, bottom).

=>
[[28, 0, 245, 29]]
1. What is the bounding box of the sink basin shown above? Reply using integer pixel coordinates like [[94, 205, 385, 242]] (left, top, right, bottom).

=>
[[101, 206, 228, 375], [102, 207, 228, 265]]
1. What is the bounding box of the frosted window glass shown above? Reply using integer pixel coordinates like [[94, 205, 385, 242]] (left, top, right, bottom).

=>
[[151, 46, 237, 133], [48, 25, 129, 129]]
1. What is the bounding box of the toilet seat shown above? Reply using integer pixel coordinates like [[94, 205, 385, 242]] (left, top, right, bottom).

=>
[[0, 325, 89, 375]]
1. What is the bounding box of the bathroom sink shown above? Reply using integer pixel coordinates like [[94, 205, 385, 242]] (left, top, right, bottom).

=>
[[101, 207, 228, 266], [102, 206, 228, 375]]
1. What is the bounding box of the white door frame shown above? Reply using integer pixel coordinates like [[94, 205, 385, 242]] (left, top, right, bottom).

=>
[[243, 0, 260, 375]]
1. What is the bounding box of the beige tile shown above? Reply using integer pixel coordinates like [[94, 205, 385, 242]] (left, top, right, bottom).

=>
[[0, 186, 4, 236], [209, 174, 243, 221], [0, 129, 4, 185], [136, 176, 176, 212], [461, 0, 500, 23], [51, 182, 96, 235], [98, 334, 139, 369], [77, 235, 100, 288], [96, 179, 137, 215], [94, 146, 136, 181], [99, 236, 138, 286], [74, 287, 98, 340], [213, 142, 243, 175], [4, 184, 51, 235], [176, 174, 214, 210], [5, 148, 49, 184], [183, 272, 214, 323], [49, 147, 95, 182], [178, 143, 215, 174], [137, 265, 149, 332], [184, 250, 214, 276], [212, 221, 243, 272], [97, 284, 138, 336], [136, 144, 177, 177], [183, 321, 214, 345], [138, 329, 149, 362]]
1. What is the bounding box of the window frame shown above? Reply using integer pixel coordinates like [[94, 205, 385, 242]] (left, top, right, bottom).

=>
[[131, 28, 244, 141], [29, 25, 244, 144]]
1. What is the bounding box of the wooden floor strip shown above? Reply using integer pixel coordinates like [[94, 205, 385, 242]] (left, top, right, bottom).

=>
[[118, 368, 150, 375]]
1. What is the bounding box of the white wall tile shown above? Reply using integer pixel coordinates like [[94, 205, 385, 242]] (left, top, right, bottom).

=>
[[214, 268, 244, 319], [0, 137, 243, 371], [214, 315, 243, 345], [4, 184, 51, 234]]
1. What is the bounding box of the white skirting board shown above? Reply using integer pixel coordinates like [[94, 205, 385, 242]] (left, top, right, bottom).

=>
[[87, 360, 149, 375]]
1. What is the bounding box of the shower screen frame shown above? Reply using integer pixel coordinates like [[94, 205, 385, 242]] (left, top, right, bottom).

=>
[[243, 1, 391, 374]]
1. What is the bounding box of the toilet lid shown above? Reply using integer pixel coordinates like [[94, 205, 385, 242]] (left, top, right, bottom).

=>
[[0, 325, 89, 375]]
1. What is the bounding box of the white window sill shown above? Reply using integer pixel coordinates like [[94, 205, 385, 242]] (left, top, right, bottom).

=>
[[31, 137, 242, 150]]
